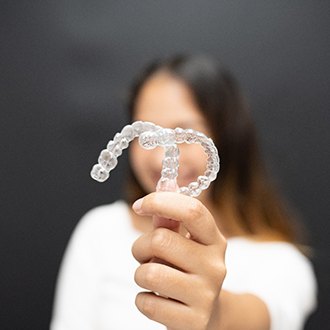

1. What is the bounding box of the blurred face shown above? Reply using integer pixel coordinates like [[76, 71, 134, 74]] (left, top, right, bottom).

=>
[[130, 72, 212, 197]]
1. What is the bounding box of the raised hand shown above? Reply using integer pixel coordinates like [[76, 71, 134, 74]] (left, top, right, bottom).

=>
[[132, 192, 227, 330]]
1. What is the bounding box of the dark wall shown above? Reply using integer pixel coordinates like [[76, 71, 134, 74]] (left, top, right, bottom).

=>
[[1, 1, 329, 329]]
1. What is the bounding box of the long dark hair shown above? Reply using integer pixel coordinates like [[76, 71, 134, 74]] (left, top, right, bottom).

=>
[[125, 54, 301, 243]]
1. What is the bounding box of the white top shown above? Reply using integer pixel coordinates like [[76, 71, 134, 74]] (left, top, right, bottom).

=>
[[50, 201, 317, 330]]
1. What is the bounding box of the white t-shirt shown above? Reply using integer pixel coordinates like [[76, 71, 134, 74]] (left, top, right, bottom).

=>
[[50, 201, 317, 330]]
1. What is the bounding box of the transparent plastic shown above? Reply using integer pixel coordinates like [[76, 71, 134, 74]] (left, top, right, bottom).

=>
[[90, 121, 220, 197]]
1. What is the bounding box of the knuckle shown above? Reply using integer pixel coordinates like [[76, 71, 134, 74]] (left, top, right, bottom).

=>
[[222, 236, 228, 250], [220, 264, 227, 278], [144, 263, 161, 288], [212, 254, 226, 273], [186, 199, 204, 220], [147, 192, 162, 209], [220, 237, 228, 255], [136, 293, 157, 319], [210, 242, 227, 277], [142, 192, 157, 211], [212, 260, 227, 281], [134, 265, 144, 286], [131, 240, 139, 260], [134, 263, 162, 289], [204, 254, 227, 286], [134, 267, 140, 285], [150, 228, 172, 254], [203, 284, 218, 305]]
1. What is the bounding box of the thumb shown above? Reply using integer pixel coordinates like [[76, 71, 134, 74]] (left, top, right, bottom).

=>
[[153, 179, 180, 232]]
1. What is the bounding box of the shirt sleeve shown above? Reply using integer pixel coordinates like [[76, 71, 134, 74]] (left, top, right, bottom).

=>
[[256, 247, 317, 330], [223, 241, 317, 330], [50, 210, 102, 330]]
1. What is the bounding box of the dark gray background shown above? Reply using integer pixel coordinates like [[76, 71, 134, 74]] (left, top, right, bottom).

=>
[[1, 1, 329, 329]]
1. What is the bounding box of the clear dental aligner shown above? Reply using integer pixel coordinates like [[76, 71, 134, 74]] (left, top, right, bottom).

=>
[[90, 121, 220, 197]]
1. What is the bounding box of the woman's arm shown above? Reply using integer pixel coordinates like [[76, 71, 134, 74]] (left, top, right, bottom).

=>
[[131, 192, 270, 330], [213, 291, 270, 330]]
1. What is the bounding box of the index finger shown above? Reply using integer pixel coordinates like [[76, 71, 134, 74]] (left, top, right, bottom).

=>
[[132, 192, 224, 246]]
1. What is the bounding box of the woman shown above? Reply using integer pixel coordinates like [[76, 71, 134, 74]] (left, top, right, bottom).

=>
[[51, 55, 317, 329]]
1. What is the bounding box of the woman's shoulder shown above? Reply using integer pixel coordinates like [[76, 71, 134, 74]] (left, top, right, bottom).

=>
[[224, 236, 317, 328], [70, 200, 133, 244], [225, 236, 317, 292], [227, 236, 313, 267], [82, 200, 129, 221]]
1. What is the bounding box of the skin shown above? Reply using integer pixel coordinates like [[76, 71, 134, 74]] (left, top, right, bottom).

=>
[[130, 72, 211, 201], [129, 73, 270, 329]]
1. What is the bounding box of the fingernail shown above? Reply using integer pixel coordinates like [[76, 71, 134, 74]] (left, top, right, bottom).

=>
[[132, 198, 144, 213]]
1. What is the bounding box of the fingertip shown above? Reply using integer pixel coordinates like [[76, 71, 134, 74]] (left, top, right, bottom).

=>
[[132, 197, 144, 214]]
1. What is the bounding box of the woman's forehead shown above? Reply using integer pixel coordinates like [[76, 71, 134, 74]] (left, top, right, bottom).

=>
[[133, 73, 208, 129]]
